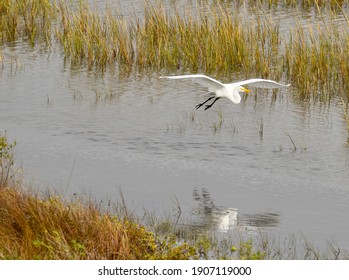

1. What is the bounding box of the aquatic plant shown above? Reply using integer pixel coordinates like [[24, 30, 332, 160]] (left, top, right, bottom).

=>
[[52, 0, 349, 101], [135, 1, 283, 77], [2, 0, 349, 99], [284, 20, 349, 99], [55, 0, 133, 72], [0, 0, 56, 45]]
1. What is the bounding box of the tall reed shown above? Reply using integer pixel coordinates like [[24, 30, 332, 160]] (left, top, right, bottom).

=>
[[0, 0, 56, 45], [285, 18, 349, 99], [55, 0, 133, 71], [2, 0, 349, 103], [135, 2, 283, 78]]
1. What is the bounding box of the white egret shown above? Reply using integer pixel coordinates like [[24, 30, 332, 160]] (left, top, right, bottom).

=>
[[160, 74, 290, 110]]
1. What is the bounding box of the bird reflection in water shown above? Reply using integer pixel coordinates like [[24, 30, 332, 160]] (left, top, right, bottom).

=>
[[191, 187, 279, 233]]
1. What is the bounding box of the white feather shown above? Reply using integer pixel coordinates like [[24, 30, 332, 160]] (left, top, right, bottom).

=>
[[160, 74, 290, 107]]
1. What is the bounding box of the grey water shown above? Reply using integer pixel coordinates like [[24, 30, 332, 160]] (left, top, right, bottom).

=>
[[1, 1, 349, 251]]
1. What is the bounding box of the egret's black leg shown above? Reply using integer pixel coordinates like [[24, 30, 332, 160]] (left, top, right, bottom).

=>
[[204, 97, 221, 110], [195, 96, 215, 110]]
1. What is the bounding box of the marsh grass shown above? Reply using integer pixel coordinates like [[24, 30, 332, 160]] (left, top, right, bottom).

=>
[[0, 0, 56, 46], [211, 110, 224, 133], [55, 0, 133, 72], [0, 186, 196, 260], [284, 20, 349, 99], [52, 0, 349, 104], [2, 0, 349, 101], [135, 1, 283, 78]]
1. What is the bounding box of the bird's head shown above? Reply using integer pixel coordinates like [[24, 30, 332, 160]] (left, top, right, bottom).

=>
[[239, 86, 251, 94]]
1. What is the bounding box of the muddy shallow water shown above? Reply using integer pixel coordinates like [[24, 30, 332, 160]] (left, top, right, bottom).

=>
[[1, 1, 349, 251]]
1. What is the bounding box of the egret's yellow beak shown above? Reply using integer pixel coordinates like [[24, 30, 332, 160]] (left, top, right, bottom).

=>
[[242, 87, 251, 93]]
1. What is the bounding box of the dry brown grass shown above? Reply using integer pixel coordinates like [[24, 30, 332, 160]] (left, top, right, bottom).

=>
[[0, 186, 147, 259], [0, 185, 197, 260]]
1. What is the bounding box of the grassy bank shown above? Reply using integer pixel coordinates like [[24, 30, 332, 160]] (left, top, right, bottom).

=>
[[1, 184, 277, 260], [0, 186, 199, 260], [2, 182, 348, 260]]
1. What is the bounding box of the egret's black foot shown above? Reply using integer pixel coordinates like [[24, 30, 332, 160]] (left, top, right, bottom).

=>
[[195, 103, 203, 110], [195, 96, 215, 110], [204, 97, 221, 111]]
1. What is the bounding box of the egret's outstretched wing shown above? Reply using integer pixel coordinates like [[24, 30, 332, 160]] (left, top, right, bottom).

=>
[[231, 79, 290, 89], [160, 74, 225, 92]]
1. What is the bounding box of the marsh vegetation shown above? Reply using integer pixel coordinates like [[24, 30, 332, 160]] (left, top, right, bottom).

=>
[[0, 1, 348, 92], [2, 0, 349, 133]]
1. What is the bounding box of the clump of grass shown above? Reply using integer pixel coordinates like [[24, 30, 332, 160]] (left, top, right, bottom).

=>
[[51, 0, 283, 77], [135, 1, 283, 78], [284, 21, 349, 99], [0, 185, 199, 260], [55, 0, 134, 72], [0, 0, 56, 46]]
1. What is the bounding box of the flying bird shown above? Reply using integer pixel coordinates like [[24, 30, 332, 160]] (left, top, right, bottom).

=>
[[160, 74, 290, 110]]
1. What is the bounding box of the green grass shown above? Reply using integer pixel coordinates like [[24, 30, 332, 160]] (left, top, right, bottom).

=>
[[55, 0, 134, 72], [134, 1, 283, 77]]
